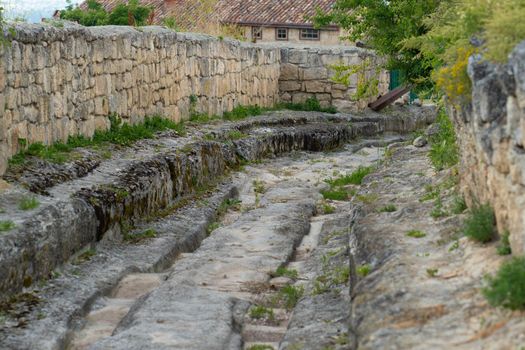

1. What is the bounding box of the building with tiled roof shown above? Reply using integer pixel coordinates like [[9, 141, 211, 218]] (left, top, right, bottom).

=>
[[72, 0, 346, 45]]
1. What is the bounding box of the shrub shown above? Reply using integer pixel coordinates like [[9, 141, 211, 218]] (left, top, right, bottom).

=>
[[326, 166, 374, 186], [497, 231, 512, 256], [428, 109, 459, 171], [60, 0, 153, 26], [463, 204, 495, 243], [483, 256, 525, 310]]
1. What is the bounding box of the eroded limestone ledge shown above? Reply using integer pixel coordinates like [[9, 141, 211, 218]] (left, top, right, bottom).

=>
[[451, 40, 525, 254]]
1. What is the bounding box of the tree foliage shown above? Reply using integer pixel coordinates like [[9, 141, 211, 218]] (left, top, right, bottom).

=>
[[60, 0, 153, 27]]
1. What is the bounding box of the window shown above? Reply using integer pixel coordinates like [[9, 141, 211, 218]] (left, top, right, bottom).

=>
[[276, 28, 288, 41], [252, 27, 262, 40], [300, 28, 320, 40]]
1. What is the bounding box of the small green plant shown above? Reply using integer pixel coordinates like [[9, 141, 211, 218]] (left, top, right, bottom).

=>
[[420, 184, 440, 202], [312, 277, 330, 295], [451, 195, 467, 214], [321, 202, 336, 214], [406, 230, 427, 238], [72, 249, 96, 265], [357, 264, 371, 277], [483, 256, 525, 310], [331, 266, 350, 284], [250, 305, 274, 320], [448, 240, 459, 252], [428, 109, 459, 171], [463, 204, 495, 243], [275, 285, 304, 310], [0, 220, 16, 232], [355, 193, 378, 204], [206, 222, 220, 235], [320, 188, 350, 201], [163, 17, 178, 30], [326, 166, 374, 186], [427, 268, 439, 277], [497, 230, 512, 256], [253, 180, 266, 194], [124, 228, 157, 243], [217, 198, 242, 216], [430, 197, 447, 219], [247, 345, 274, 350], [270, 267, 299, 280], [225, 130, 247, 140], [378, 204, 397, 213]]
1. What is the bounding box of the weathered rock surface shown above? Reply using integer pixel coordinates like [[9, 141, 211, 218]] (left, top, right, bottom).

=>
[[451, 40, 525, 254]]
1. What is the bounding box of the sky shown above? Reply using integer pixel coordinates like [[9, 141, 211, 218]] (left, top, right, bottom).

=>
[[2, 0, 82, 23]]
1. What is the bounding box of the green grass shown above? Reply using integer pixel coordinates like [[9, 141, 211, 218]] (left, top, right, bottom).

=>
[[355, 193, 378, 204], [451, 195, 467, 214], [357, 264, 371, 277], [321, 202, 336, 214], [428, 109, 459, 171], [275, 285, 304, 310], [253, 180, 266, 194], [225, 130, 247, 140], [483, 256, 525, 310], [72, 249, 96, 265], [321, 188, 350, 201], [378, 204, 397, 213], [9, 115, 186, 166], [223, 105, 265, 121], [325, 166, 374, 187], [217, 198, 242, 216], [0, 220, 16, 232], [497, 230, 512, 256], [406, 230, 427, 238], [430, 197, 447, 219], [463, 204, 495, 243], [420, 184, 440, 202], [124, 228, 157, 243], [247, 345, 274, 350], [249, 305, 274, 320], [206, 222, 220, 235], [270, 267, 299, 280], [18, 196, 40, 211]]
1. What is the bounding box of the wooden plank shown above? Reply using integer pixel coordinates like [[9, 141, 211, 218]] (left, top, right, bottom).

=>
[[368, 85, 411, 111]]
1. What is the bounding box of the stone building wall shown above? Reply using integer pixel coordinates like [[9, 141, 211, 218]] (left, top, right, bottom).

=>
[[451, 41, 525, 255], [278, 45, 389, 112], [0, 23, 281, 174]]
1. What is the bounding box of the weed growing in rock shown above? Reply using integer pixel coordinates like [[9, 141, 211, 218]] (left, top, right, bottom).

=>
[[0, 220, 15, 232], [217, 198, 242, 216], [451, 195, 467, 214], [428, 109, 459, 171], [430, 197, 447, 219], [223, 105, 264, 121], [321, 202, 336, 214], [448, 240, 459, 252], [427, 268, 439, 277], [253, 180, 266, 194], [326, 166, 374, 186], [18, 197, 40, 211], [463, 204, 495, 243], [72, 249, 96, 265], [321, 188, 351, 201], [9, 115, 185, 166], [206, 222, 220, 235], [249, 305, 275, 320], [357, 264, 371, 277], [420, 184, 440, 202], [356, 193, 378, 204], [270, 267, 299, 280], [124, 228, 157, 243], [312, 276, 330, 295], [497, 230, 512, 256], [247, 345, 274, 350], [378, 204, 397, 213], [331, 266, 350, 284], [225, 130, 247, 140], [406, 230, 426, 238], [274, 285, 304, 310], [483, 256, 525, 310]]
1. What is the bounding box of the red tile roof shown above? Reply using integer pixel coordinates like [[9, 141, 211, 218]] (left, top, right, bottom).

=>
[[74, 0, 337, 28]]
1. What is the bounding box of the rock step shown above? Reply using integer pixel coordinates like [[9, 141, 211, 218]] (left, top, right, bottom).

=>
[[242, 324, 287, 342]]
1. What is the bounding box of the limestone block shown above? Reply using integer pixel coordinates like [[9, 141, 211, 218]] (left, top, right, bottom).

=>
[[280, 63, 299, 80], [279, 81, 301, 92], [304, 81, 329, 93], [301, 67, 328, 80], [288, 50, 308, 65]]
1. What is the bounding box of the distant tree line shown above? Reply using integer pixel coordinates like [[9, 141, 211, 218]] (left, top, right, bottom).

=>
[[60, 0, 153, 26]]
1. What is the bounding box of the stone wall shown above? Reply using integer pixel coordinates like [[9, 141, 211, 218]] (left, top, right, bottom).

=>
[[0, 24, 386, 176], [278, 45, 389, 112], [0, 23, 281, 175], [451, 41, 525, 254]]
